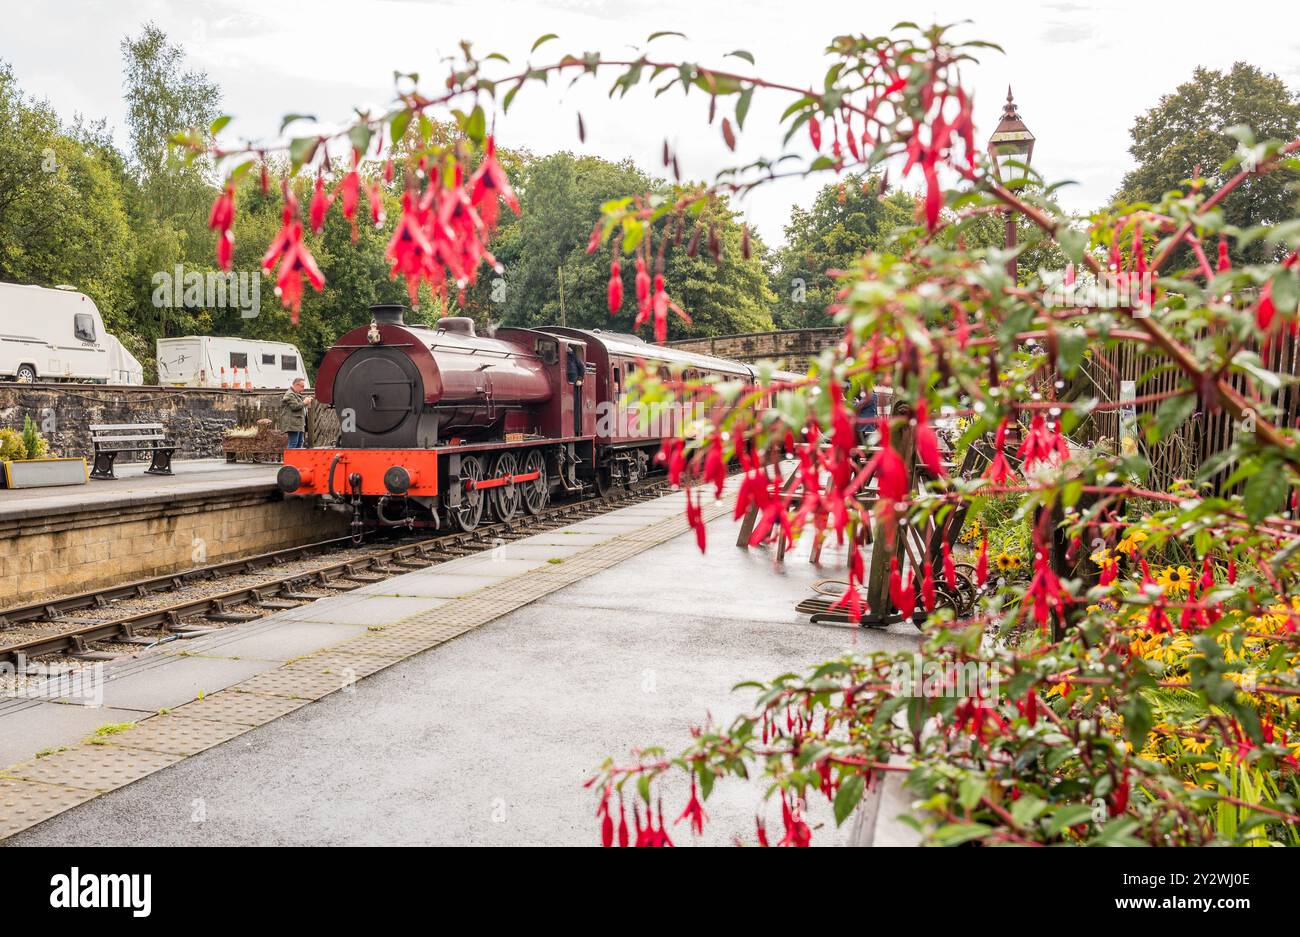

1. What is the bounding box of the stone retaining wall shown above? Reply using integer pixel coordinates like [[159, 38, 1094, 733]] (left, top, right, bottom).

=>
[[0, 385, 285, 461], [0, 489, 348, 605]]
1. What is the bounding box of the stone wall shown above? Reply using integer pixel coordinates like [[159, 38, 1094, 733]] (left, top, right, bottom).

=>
[[664, 328, 839, 370], [0, 489, 348, 605], [0, 385, 284, 460]]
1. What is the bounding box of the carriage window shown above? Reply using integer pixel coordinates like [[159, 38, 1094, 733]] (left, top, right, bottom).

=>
[[73, 313, 96, 342], [535, 339, 559, 365], [613, 367, 622, 393], [229, 352, 248, 369], [281, 355, 298, 371], [262, 353, 276, 365]]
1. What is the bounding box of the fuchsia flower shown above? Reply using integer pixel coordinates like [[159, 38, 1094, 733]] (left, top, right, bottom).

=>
[[921, 560, 937, 612], [657, 437, 686, 487], [675, 774, 707, 836], [685, 488, 706, 553], [984, 417, 1014, 484], [207, 184, 235, 271], [914, 399, 946, 477], [942, 541, 957, 590], [874, 417, 908, 502], [778, 791, 811, 847], [703, 434, 727, 498], [889, 558, 915, 619], [1256, 280, 1277, 332], [1217, 239, 1231, 273], [261, 197, 324, 325], [468, 135, 519, 232], [308, 174, 332, 234], [1024, 537, 1070, 631], [1017, 412, 1069, 470]]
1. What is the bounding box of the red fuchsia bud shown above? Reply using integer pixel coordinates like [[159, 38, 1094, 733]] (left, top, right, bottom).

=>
[[685, 225, 702, 257], [943, 541, 957, 590], [1217, 239, 1231, 273], [975, 537, 989, 586], [1110, 769, 1131, 817], [365, 179, 384, 226], [755, 815, 769, 847], [651, 273, 669, 343], [657, 437, 686, 487], [1256, 280, 1277, 331], [1016, 689, 1038, 728], [309, 175, 332, 234], [586, 220, 602, 255], [914, 400, 947, 477], [685, 487, 706, 552], [1145, 601, 1172, 634], [1199, 555, 1214, 591], [634, 256, 650, 307], [807, 116, 822, 151], [1227, 557, 1237, 584], [1132, 225, 1147, 276], [921, 561, 936, 612], [337, 170, 361, 241], [601, 808, 614, 847], [606, 259, 623, 314], [1099, 559, 1118, 586], [922, 162, 941, 232], [1063, 262, 1076, 287], [207, 184, 236, 271], [875, 417, 908, 501], [704, 434, 727, 498], [618, 796, 629, 847]]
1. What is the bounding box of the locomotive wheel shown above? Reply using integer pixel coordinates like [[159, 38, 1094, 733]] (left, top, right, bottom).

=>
[[594, 463, 620, 498], [521, 449, 548, 515], [490, 452, 522, 522], [450, 455, 486, 532]]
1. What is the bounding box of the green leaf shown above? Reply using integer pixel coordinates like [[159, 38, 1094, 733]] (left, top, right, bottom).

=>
[[209, 114, 232, 136], [279, 113, 316, 134], [647, 30, 686, 42], [735, 86, 754, 130], [389, 109, 412, 144], [957, 775, 985, 812], [1244, 466, 1288, 522], [726, 49, 755, 65], [833, 773, 866, 825], [288, 136, 319, 170], [348, 123, 372, 157], [1045, 804, 1095, 836], [1151, 393, 1196, 442], [531, 33, 558, 53]]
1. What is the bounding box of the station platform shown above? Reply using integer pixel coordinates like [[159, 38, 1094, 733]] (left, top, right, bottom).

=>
[[0, 477, 922, 846], [0, 459, 278, 523], [0, 459, 345, 608]]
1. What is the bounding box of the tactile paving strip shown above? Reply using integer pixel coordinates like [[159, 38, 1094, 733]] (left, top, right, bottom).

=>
[[0, 778, 93, 839], [107, 714, 250, 756], [4, 745, 180, 792], [232, 667, 356, 700], [286, 651, 401, 680], [169, 689, 309, 726]]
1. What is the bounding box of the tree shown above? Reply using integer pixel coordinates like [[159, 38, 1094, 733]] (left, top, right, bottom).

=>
[[770, 174, 914, 327], [492, 152, 773, 338], [0, 62, 137, 355], [1117, 62, 1300, 266]]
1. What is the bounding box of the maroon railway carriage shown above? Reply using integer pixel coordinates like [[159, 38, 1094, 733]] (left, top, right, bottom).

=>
[[278, 304, 783, 535]]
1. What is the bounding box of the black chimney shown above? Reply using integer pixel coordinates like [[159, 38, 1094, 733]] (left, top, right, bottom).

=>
[[370, 304, 406, 326]]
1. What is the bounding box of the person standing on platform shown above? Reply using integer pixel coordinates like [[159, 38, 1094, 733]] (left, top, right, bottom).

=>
[[280, 377, 312, 449]]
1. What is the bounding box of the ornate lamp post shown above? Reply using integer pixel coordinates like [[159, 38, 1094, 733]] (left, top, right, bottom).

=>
[[987, 87, 1035, 281]]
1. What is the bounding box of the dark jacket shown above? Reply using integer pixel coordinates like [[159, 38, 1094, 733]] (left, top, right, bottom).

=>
[[279, 388, 308, 432]]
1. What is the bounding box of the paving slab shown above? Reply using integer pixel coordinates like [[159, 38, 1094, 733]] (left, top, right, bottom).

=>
[[0, 700, 146, 768], [164, 619, 370, 663], [273, 594, 451, 626], [351, 573, 510, 599], [49, 656, 275, 713]]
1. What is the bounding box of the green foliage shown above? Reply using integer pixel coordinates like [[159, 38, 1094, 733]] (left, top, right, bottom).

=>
[[0, 428, 24, 461], [1117, 62, 1300, 268], [770, 174, 914, 327]]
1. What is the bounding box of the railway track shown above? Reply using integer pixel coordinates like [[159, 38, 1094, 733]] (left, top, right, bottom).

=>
[[0, 479, 673, 671]]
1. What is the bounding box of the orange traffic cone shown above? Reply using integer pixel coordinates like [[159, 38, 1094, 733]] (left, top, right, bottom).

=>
[[243, 368, 253, 390], [220, 366, 229, 388]]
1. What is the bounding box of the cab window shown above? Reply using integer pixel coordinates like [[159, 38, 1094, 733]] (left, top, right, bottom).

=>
[[230, 352, 248, 369]]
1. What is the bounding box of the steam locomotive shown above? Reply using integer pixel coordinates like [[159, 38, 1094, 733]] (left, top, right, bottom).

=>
[[276, 304, 790, 535]]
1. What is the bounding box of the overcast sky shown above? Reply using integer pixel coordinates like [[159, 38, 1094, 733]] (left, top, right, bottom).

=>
[[3, 0, 1297, 244]]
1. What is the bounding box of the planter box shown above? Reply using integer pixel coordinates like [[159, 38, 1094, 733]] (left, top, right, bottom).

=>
[[3, 457, 89, 488]]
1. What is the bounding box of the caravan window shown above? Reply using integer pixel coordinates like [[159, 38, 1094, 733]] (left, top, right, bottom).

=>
[[262, 353, 276, 365], [281, 355, 298, 371], [74, 313, 96, 342], [229, 352, 248, 369]]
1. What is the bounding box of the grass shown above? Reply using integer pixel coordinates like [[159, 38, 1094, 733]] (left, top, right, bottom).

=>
[[547, 558, 564, 565], [84, 722, 135, 745]]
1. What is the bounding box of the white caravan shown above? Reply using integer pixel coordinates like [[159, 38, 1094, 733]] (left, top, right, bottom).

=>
[[0, 282, 142, 383], [156, 336, 309, 389]]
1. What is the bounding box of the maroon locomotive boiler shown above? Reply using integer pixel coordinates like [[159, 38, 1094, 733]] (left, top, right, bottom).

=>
[[277, 303, 775, 534]]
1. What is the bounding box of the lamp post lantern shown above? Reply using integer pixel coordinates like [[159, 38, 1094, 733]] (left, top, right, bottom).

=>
[[987, 87, 1035, 281]]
